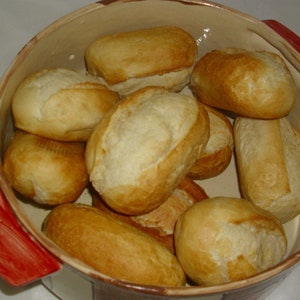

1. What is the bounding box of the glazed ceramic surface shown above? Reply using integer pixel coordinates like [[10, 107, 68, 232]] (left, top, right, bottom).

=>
[[1, 0, 300, 299]]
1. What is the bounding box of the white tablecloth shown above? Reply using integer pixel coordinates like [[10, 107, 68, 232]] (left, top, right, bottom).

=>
[[0, 0, 300, 299]]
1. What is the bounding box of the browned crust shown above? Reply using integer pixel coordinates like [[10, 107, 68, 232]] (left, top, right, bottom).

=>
[[43, 203, 186, 286], [85, 26, 197, 85], [92, 177, 208, 253], [188, 145, 233, 180], [190, 48, 295, 119], [188, 105, 233, 180]]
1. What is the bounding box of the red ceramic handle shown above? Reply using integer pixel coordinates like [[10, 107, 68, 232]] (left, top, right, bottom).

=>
[[263, 19, 300, 53], [0, 189, 60, 286]]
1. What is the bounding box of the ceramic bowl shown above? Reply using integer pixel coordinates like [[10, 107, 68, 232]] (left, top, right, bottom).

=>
[[1, 0, 300, 299]]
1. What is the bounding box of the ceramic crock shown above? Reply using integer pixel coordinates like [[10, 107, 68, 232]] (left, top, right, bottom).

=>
[[1, 0, 300, 299]]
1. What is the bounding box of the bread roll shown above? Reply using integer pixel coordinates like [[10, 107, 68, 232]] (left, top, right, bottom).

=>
[[92, 177, 208, 253], [191, 48, 295, 119], [85, 26, 197, 96], [43, 203, 186, 287], [234, 117, 300, 223], [174, 197, 287, 286], [12, 68, 119, 142], [188, 105, 234, 180], [86, 86, 209, 215], [3, 130, 88, 205]]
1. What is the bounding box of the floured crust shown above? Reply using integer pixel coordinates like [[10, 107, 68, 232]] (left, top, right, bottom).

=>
[[174, 197, 287, 286], [234, 117, 300, 223], [188, 105, 234, 179], [86, 86, 209, 215], [12, 68, 120, 142], [43, 203, 186, 286], [92, 177, 208, 253], [191, 48, 296, 119], [96, 66, 194, 97]]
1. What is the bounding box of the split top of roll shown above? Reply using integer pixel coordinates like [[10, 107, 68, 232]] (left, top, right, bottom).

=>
[[12, 68, 119, 142], [86, 86, 209, 215]]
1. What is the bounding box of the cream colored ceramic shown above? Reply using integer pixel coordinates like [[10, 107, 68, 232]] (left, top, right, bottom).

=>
[[1, 0, 300, 299]]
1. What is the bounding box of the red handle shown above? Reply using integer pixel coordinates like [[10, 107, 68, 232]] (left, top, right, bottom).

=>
[[263, 19, 300, 53], [0, 190, 60, 286]]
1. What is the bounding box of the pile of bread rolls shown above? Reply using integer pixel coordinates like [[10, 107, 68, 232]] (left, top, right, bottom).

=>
[[2, 25, 299, 287]]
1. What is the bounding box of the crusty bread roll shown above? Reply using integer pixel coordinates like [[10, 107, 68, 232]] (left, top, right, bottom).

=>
[[86, 86, 209, 215], [92, 177, 208, 253], [234, 117, 300, 223], [85, 26, 197, 96], [188, 105, 234, 180], [190, 48, 295, 119], [174, 197, 287, 286], [3, 130, 88, 205], [43, 203, 186, 287], [12, 68, 119, 142]]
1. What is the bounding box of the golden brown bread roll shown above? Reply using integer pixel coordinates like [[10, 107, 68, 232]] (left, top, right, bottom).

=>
[[92, 177, 208, 253], [190, 48, 295, 119], [12, 68, 119, 142], [86, 86, 209, 215], [174, 197, 287, 286], [188, 105, 234, 180], [85, 26, 197, 96], [234, 117, 300, 223], [43, 203, 186, 287], [3, 130, 88, 205]]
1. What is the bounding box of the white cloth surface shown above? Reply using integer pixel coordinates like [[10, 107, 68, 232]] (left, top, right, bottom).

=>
[[0, 0, 300, 299]]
